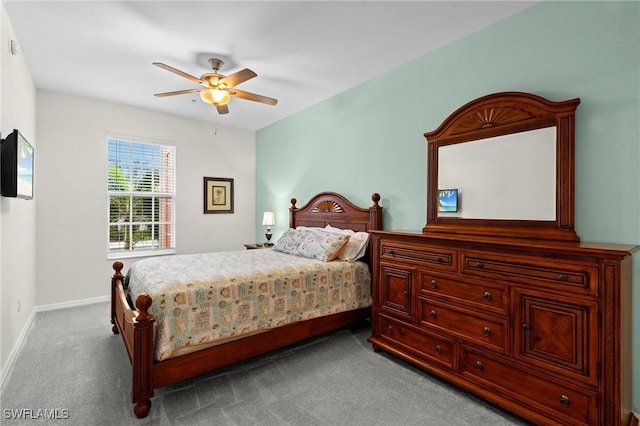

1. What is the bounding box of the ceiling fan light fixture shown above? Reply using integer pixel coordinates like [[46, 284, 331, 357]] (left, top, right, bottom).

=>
[[200, 88, 231, 106], [153, 60, 277, 114]]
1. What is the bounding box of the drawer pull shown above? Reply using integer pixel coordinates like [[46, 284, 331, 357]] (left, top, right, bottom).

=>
[[482, 291, 491, 301], [482, 326, 491, 337], [475, 361, 484, 371], [430, 279, 437, 289], [523, 323, 531, 331], [435, 345, 442, 353], [388, 249, 395, 256], [435, 256, 443, 262], [429, 310, 437, 319], [387, 325, 393, 334], [559, 395, 570, 407], [474, 262, 485, 269], [558, 273, 568, 281]]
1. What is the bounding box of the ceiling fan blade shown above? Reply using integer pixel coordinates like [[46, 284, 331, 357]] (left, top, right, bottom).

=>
[[216, 104, 229, 114], [153, 62, 203, 85], [231, 89, 278, 106], [154, 88, 202, 97], [220, 68, 257, 87]]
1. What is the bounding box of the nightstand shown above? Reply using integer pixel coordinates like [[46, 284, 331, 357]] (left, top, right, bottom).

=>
[[244, 243, 272, 250]]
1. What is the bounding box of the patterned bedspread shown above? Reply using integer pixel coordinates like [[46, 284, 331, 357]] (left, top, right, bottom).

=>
[[126, 249, 372, 361]]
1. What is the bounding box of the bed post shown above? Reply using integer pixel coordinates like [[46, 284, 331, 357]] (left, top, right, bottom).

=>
[[289, 197, 298, 228], [111, 261, 124, 334], [369, 193, 382, 230], [131, 294, 155, 418]]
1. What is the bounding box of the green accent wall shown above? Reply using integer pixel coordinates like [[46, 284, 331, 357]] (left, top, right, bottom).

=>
[[257, 1, 640, 410]]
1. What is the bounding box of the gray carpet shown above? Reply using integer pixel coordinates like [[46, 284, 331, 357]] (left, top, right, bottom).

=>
[[1, 302, 533, 425]]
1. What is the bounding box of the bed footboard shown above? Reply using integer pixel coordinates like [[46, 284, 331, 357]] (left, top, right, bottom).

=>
[[110, 262, 155, 418]]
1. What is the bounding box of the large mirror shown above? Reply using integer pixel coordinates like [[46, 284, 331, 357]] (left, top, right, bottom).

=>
[[438, 126, 557, 221], [424, 92, 580, 241]]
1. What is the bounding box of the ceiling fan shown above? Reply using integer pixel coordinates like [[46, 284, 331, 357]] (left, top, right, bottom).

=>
[[153, 58, 278, 114]]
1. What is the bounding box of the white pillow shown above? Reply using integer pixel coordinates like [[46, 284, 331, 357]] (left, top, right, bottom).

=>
[[324, 225, 370, 261]]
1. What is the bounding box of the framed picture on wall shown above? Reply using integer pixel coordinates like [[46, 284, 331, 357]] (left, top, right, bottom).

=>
[[204, 177, 234, 214]]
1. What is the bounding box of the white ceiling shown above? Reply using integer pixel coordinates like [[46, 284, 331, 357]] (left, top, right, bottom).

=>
[[4, 1, 536, 131]]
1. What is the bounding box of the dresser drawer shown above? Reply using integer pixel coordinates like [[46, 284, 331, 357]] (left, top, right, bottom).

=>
[[461, 251, 597, 296], [460, 347, 597, 426], [380, 241, 456, 271], [378, 315, 455, 370], [419, 272, 508, 316], [418, 299, 508, 354]]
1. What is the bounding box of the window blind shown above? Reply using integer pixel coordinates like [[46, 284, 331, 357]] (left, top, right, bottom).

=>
[[107, 136, 176, 257]]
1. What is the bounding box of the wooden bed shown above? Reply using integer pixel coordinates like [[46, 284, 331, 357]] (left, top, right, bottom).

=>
[[110, 191, 382, 418]]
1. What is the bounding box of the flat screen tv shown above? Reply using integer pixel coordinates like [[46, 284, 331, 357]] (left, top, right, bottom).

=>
[[438, 189, 458, 213], [1, 129, 34, 199]]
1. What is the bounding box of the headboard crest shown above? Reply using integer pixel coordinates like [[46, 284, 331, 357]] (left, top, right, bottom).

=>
[[312, 200, 344, 214]]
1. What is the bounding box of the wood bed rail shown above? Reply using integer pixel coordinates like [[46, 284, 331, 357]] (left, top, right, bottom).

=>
[[110, 261, 155, 418]]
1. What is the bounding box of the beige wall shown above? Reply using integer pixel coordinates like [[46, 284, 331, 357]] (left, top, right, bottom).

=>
[[0, 3, 37, 375], [35, 91, 256, 306], [0, 1, 256, 380]]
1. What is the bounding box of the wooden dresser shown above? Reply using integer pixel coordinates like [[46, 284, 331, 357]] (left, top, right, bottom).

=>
[[368, 92, 638, 425], [368, 230, 636, 425]]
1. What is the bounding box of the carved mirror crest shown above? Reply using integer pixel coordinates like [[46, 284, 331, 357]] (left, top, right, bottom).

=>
[[424, 92, 580, 241]]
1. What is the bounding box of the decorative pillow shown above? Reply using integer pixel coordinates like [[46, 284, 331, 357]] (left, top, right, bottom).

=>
[[325, 225, 370, 261], [273, 228, 304, 254], [273, 228, 350, 261]]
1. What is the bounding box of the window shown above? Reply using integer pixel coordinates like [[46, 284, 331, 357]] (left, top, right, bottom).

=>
[[107, 136, 175, 258]]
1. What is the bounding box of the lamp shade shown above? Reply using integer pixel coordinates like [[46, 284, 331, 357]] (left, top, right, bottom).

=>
[[262, 211, 275, 226], [200, 88, 231, 105]]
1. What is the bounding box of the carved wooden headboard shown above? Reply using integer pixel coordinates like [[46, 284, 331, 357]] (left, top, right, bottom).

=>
[[290, 192, 382, 233]]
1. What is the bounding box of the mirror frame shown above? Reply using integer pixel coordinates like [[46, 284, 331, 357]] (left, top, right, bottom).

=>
[[424, 92, 581, 241]]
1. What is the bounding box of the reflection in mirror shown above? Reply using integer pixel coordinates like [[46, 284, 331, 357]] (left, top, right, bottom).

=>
[[438, 127, 556, 220]]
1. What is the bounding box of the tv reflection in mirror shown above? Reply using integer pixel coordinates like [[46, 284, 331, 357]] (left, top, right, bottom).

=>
[[438, 189, 458, 213], [1, 129, 34, 200]]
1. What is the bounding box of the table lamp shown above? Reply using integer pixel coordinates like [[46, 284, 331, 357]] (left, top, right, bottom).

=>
[[262, 211, 275, 246]]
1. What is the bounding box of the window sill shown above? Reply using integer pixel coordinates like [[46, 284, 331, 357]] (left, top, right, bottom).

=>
[[107, 248, 175, 260]]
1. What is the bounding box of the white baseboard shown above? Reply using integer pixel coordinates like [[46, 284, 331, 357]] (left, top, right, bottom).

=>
[[0, 308, 36, 389], [0, 295, 110, 388], [35, 295, 109, 312]]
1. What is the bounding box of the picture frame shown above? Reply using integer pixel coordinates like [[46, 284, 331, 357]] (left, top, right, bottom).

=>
[[437, 188, 458, 213], [204, 177, 234, 214]]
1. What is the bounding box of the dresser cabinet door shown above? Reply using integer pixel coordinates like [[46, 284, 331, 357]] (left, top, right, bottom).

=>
[[379, 263, 414, 321], [514, 288, 599, 386]]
